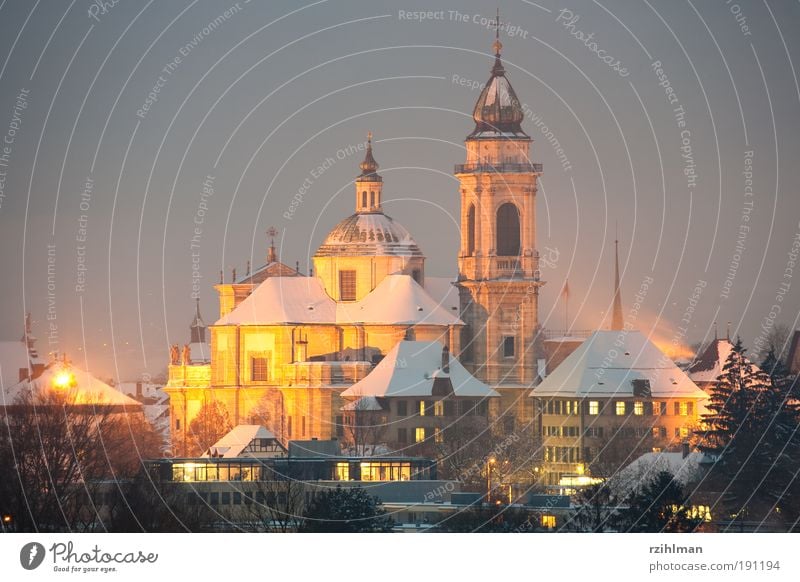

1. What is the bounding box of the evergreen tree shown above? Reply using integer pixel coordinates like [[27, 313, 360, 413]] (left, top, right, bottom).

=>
[[301, 486, 393, 532], [620, 471, 701, 532], [696, 338, 800, 527]]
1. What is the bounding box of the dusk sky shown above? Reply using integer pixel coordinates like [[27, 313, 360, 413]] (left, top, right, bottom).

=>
[[0, 0, 798, 380]]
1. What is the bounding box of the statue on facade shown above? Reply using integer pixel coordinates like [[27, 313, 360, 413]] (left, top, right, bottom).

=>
[[170, 343, 180, 365], [182, 344, 191, 365]]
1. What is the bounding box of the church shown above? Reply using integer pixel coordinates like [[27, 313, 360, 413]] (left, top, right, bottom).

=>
[[165, 29, 544, 456]]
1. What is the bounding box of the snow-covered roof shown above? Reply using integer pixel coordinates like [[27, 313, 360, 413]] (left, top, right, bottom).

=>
[[608, 451, 709, 497], [314, 212, 423, 258], [0, 340, 33, 392], [687, 338, 760, 384], [6, 364, 142, 407], [342, 340, 498, 399], [341, 395, 385, 411], [203, 424, 285, 458], [217, 274, 462, 327], [531, 330, 708, 400]]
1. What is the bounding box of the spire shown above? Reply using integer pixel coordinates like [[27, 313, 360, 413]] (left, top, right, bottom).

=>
[[492, 8, 504, 74], [190, 298, 206, 344], [267, 226, 278, 263], [355, 132, 383, 213], [611, 237, 624, 331], [359, 132, 381, 179]]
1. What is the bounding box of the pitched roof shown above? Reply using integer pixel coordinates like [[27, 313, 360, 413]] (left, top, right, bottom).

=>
[[203, 424, 285, 458], [6, 364, 142, 407], [342, 340, 498, 399], [217, 274, 462, 327], [531, 330, 708, 399], [687, 338, 760, 384]]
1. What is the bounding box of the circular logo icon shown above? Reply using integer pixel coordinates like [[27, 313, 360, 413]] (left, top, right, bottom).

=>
[[20, 542, 46, 570]]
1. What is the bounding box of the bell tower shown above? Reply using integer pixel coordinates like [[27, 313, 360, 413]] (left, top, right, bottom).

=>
[[456, 18, 543, 396]]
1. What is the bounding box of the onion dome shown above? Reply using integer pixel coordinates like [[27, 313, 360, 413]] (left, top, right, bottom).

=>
[[469, 20, 528, 139], [358, 132, 382, 182]]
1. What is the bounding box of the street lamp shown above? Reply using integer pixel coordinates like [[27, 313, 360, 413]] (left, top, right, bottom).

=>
[[486, 456, 496, 502]]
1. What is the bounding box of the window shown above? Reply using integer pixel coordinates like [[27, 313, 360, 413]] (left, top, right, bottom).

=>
[[634, 401, 644, 416], [251, 357, 269, 381], [541, 515, 556, 529], [467, 204, 476, 255], [660, 402, 667, 415], [301, 416, 306, 436], [616, 401, 626, 416], [674, 401, 681, 416], [415, 427, 425, 443], [335, 415, 344, 437], [339, 270, 357, 301], [397, 400, 407, 417], [335, 462, 350, 481], [652, 427, 660, 438], [434, 400, 444, 416], [687, 401, 694, 416], [589, 401, 599, 415], [503, 336, 515, 358], [496, 202, 521, 256], [679, 401, 689, 416], [210, 492, 219, 505], [370, 191, 375, 207], [660, 427, 667, 438], [418, 400, 426, 416], [361, 191, 367, 207], [175, 418, 181, 430], [679, 426, 690, 438], [443, 400, 455, 416], [287, 416, 293, 438], [233, 492, 241, 505], [397, 428, 407, 444], [434, 427, 443, 444]]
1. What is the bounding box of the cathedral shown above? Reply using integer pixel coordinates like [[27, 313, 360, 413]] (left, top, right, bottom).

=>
[[165, 31, 544, 455]]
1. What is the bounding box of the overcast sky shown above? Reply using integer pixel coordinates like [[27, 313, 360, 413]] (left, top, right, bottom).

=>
[[0, 0, 798, 380]]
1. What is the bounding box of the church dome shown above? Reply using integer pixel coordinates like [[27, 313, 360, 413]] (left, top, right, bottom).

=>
[[469, 36, 529, 139], [315, 212, 423, 258]]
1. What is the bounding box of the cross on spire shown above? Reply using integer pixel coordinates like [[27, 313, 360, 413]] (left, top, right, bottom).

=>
[[267, 226, 278, 263], [493, 8, 503, 56]]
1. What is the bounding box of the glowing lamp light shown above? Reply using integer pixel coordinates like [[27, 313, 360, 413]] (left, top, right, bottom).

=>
[[2, 515, 11, 523], [52, 370, 75, 389]]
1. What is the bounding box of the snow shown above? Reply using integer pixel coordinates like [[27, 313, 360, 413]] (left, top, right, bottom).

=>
[[608, 451, 708, 497], [688, 339, 760, 384], [342, 340, 498, 399], [531, 330, 708, 400], [218, 274, 462, 327], [203, 424, 285, 458], [14, 365, 142, 407]]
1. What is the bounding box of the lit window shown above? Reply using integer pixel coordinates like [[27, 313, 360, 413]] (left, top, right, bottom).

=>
[[251, 357, 268, 381], [679, 402, 689, 416], [415, 427, 425, 443], [679, 426, 690, 438], [615, 401, 626, 416], [634, 401, 644, 416], [503, 336, 515, 358], [541, 515, 556, 529], [434, 427, 443, 443], [339, 270, 357, 301], [434, 400, 444, 416], [418, 400, 426, 416], [652, 427, 660, 438], [589, 401, 599, 415]]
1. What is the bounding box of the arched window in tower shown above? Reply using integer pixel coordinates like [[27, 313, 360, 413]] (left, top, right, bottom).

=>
[[467, 204, 476, 256], [370, 191, 375, 208], [361, 191, 367, 208], [496, 202, 521, 256]]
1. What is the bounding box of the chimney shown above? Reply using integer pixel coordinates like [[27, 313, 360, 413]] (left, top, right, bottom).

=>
[[682, 441, 690, 459], [136, 381, 143, 399], [441, 344, 450, 373]]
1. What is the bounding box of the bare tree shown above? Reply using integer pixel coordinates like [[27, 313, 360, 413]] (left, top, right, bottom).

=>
[[343, 397, 387, 456], [187, 399, 232, 456], [243, 469, 307, 532], [0, 389, 162, 532], [248, 388, 285, 444]]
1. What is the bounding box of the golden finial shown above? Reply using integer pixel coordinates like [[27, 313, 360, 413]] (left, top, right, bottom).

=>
[[493, 8, 503, 55]]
